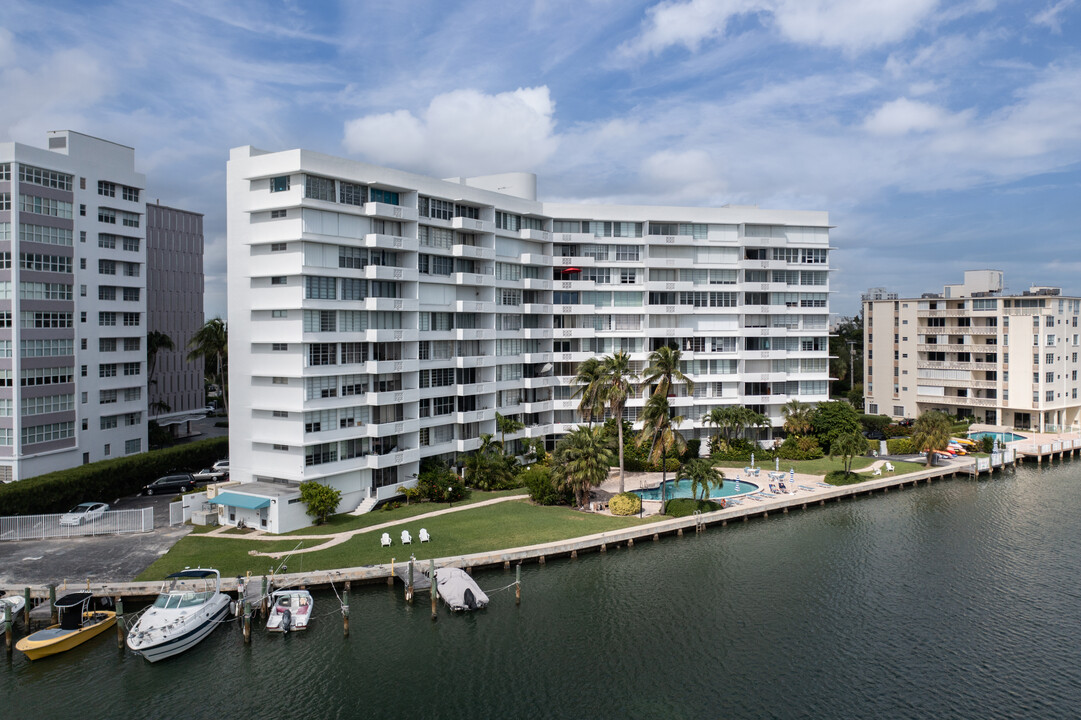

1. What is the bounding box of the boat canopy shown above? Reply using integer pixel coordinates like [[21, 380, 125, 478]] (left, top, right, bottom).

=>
[[54, 592, 93, 607], [167, 569, 220, 579], [208, 491, 271, 510]]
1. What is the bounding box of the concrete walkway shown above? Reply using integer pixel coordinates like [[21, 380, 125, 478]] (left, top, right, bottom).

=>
[[196, 494, 529, 559]]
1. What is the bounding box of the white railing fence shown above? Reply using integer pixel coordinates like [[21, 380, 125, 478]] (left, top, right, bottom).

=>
[[0, 507, 154, 542], [169, 492, 209, 526]]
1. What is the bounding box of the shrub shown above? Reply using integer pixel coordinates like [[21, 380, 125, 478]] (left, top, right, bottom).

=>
[[416, 462, 469, 503], [811, 401, 862, 450], [979, 435, 995, 453], [886, 438, 914, 455], [214, 421, 229, 428], [648, 457, 681, 472], [885, 424, 911, 438], [521, 466, 568, 506], [609, 492, 642, 516], [664, 498, 720, 517], [777, 436, 824, 460], [0, 437, 228, 515], [682, 438, 701, 460], [622, 456, 650, 472], [824, 469, 865, 486], [859, 414, 892, 435]]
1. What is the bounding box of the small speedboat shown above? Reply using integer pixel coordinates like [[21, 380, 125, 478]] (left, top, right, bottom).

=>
[[266, 589, 313, 633], [0, 590, 26, 618], [15, 592, 115, 660], [126, 568, 231, 662], [434, 567, 489, 611]]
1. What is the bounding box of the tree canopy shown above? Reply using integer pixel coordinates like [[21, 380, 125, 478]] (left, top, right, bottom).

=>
[[911, 411, 953, 467], [811, 400, 862, 450], [553, 426, 615, 507]]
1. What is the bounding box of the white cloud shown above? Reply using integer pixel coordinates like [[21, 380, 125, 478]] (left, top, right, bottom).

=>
[[1031, 0, 1075, 32], [863, 97, 967, 135], [617, 0, 940, 59], [342, 87, 560, 177]]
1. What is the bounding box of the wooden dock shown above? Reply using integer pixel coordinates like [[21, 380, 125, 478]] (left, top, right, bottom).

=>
[[1015, 438, 1081, 465]]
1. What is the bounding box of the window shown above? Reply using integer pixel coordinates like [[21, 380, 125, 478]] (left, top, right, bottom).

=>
[[339, 246, 366, 268], [271, 310, 288, 318], [123, 362, 141, 376], [120, 211, 139, 228], [272, 343, 288, 352], [98, 180, 116, 197], [98, 207, 117, 224], [271, 276, 287, 285], [340, 182, 365, 206], [19, 282, 72, 300], [124, 337, 140, 352], [304, 175, 335, 201], [100, 364, 117, 378], [20, 224, 73, 246], [305, 276, 336, 299], [22, 421, 75, 446], [124, 438, 141, 454], [122, 186, 140, 203], [19, 165, 72, 190], [123, 287, 140, 302], [100, 416, 118, 430], [20, 195, 73, 219], [99, 259, 116, 275], [309, 343, 337, 366], [270, 209, 287, 219], [270, 242, 288, 252], [271, 176, 291, 192], [122, 312, 141, 326], [369, 188, 399, 205]]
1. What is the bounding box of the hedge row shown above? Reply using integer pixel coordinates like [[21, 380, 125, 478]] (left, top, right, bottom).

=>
[[0, 437, 229, 515]]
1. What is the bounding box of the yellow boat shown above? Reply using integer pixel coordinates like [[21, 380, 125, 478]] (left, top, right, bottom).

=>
[[15, 592, 115, 660]]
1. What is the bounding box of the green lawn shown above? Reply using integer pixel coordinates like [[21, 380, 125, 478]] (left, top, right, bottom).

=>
[[824, 460, 927, 485], [281, 488, 526, 536], [137, 500, 655, 581]]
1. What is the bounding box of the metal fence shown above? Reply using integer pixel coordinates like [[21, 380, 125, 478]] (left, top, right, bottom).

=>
[[0, 507, 154, 542]]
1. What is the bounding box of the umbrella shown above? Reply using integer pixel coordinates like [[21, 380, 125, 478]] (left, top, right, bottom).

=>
[[734, 475, 740, 493], [751, 452, 755, 468], [790, 468, 795, 488], [775, 457, 780, 471]]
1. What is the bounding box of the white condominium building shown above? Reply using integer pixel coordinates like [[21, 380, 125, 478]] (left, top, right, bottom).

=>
[[226, 145, 832, 530], [863, 270, 1081, 431], [0, 131, 148, 482]]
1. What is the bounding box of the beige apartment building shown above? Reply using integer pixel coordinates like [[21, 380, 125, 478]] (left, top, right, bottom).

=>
[[863, 270, 1081, 432]]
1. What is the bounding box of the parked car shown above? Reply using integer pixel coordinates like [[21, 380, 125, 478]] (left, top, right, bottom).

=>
[[191, 468, 227, 483], [59, 502, 109, 526], [143, 474, 197, 496], [212, 459, 229, 472]]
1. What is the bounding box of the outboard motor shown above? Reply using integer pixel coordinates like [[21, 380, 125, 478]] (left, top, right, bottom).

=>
[[463, 588, 476, 611], [281, 608, 292, 633]]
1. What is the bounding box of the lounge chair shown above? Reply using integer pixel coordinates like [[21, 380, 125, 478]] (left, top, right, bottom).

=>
[[816, 482, 832, 488], [760, 491, 777, 498], [798, 485, 815, 492], [380, 532, 391, 547], [777, 480, 789, 493], [401, 530, 412, 545], [884, 462, 895, 472], [769, 483, 780, 494], [873, 467, 882, 477], [419, 528, 431, 543]]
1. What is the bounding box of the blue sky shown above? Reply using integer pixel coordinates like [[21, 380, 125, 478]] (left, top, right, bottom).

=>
[[3, 0, 1081, 319]]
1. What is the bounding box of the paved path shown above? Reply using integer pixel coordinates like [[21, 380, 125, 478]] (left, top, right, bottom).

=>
[[196, 494, 529, 558]]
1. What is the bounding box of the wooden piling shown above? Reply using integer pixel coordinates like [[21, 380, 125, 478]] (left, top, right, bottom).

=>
[[515, 564, 521, 606], [600, 543, 607, 553], [406, 558, 414, 604], [677, 529, 683, 537], [116, 597, 125, 649], [570, 549, 577, 558], [261, 576, 268, 617], [49, 584, 57, 625], [653, 534, 659, 542], [503, 561, 510, 570], [23, 587, 31, 626], [538, 555, 545, 565], [243, 601, 251, 643], [430, 560, 438, 621], [343, 597, 350, 637], [628, 538, 634, 547], [388, 559, 395, 586], [4, 603, 11, 653]]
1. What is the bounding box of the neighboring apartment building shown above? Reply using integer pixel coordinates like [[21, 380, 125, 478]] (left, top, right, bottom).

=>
[[863, 270, 1081, 432], [225, 145, 832, 532], [146, 202, 205, 430], [0, 131, 147, 482]]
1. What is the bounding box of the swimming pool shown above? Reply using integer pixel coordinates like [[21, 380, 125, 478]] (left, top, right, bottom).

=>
[[969, 431, 1027, 443], [633, 478, 760, 501]]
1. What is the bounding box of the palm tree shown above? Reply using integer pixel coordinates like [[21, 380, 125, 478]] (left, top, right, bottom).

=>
[[553, 427, 615, 508], [147, 330, 174, 390], [781, 399, 813, 437], [464, 434, 515, 490], [678, 458, 724, 501], [637, 394, 687, 510], [187, 318, 228, 413], [829, 430, 868, 476], [911, 410, 953, 468], [640, 345, 695, 399], [702, 407, 726, 453], [601, 350, 637, 494], [495, 412, 525, 454], [571, 357, 606, 427]]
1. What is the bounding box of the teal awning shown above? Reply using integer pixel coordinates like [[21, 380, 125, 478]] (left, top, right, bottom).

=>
[[208, 492, 271, 510]]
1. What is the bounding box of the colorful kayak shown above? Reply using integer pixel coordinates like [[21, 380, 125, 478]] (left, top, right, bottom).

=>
[[15, 593, 115, 660]]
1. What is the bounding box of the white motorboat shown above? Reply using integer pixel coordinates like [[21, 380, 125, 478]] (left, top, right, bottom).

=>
[[0, 590, 26, 618], [126, 568, 231, 662], [434, 567, 489, 611], [266, 589, 313, 633]]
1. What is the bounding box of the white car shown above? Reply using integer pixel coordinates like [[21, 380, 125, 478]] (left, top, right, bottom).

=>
[[191, 467, 227, 483], [59, 502, 109, 526], [212, 459, 229, 472]]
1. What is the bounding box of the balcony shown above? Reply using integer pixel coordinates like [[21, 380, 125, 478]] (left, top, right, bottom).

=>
[[555, 255, 594, 268], [455, 409, 492, 424], [363, 358, 419, 374], [452, 272, 494, 287], [365, 202, 417, 223], [520, 253, 552, 266], [452, 244, 496, 261], [648, 233, 697, 246], [522, 352, 552, 364], [644, 281, 694, 292], [365, 388, 420, 406], [523, 278, 551, 291], [554, 326, 596, 338], [455, 300, 496, 314], [363, 233, 415, 251], [363, 264, 418, 283], [454, 328, 494, 341], [452, 216, 494, 234], [522, 400, 553, 413], [523, 423, 553, 438], [554, 279, 597, 292], [917, 308, 968, 318], [457, 381, 496, 396], [523, 303, 552, 315], [455, 354, 497, 368], [455, 437, 482, 453], [554, 303, 596, 315], [367, 447, 420, 469], [522, 376, 559, 389], [361, 328, 419, 344], [523, 328, 553, 339], [520, 228, 551, 242], [917, 394, 998, 408], [367, 418, 421, 437], [362, 297, 418, 312]]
